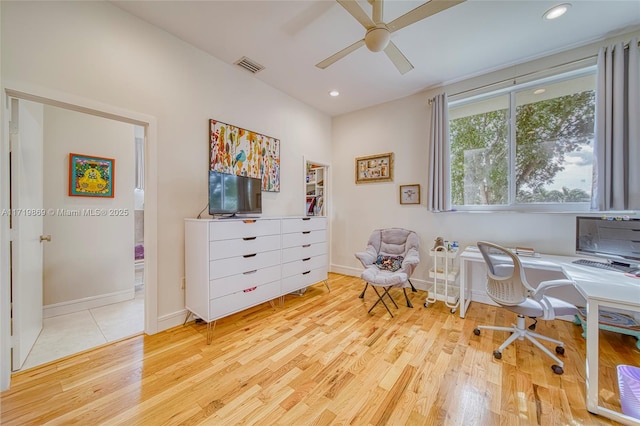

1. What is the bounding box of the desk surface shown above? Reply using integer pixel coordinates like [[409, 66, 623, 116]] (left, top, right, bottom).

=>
[[460, 248, 640, 309]]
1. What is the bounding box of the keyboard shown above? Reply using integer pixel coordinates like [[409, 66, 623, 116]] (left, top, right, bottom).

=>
[[572, 259, 627, 272]]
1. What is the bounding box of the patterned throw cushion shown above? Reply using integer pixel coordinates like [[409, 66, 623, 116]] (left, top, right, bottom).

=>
[[375, 255, 404, 272]]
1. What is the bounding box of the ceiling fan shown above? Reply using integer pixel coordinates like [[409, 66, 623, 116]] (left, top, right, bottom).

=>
[[316, 0, 465, 74]]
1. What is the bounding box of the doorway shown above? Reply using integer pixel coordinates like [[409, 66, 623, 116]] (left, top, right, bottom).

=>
[[2, 92, 156, 376]]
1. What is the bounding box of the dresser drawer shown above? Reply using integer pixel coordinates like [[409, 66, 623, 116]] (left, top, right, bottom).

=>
[[282, 254, 327, 278], [210, 249, 281, 280], [281, 217, 327, 234], [282, 241, 326, 263], [282, 229, 326, 248], [282, 267, 327, 294], [209, 264, 281, 299], [209, 219, 281, 241], [209, 234, 280, 260], [209, 279, 281, 320]]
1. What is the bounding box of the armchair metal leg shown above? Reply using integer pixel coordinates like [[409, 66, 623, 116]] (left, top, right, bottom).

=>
[[359, 283, 369, 298], [368, 286, 396, 317], [403, 288, 413, 308], [408, 279, 417, 293]]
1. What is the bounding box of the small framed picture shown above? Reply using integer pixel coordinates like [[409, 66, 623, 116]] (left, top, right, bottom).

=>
[[69, 153, 115, 197], [400, 184, 420, 205]]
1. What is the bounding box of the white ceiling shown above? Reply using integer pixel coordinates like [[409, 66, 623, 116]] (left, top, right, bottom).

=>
[[112, 0, 640, 116]]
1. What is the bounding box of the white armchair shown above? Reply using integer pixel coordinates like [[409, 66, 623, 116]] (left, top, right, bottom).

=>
[[355, 228, 420, 317]]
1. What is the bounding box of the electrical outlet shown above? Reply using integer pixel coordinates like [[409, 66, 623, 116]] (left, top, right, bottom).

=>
[[181, 277, 185, 289]]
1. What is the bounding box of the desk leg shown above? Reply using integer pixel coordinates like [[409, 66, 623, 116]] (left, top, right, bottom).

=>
[[585, 298, 599, 413], [460, 259, 467, 318]]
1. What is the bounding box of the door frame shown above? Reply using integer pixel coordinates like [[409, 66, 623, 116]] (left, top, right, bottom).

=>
[[1, 85, 159, 390]]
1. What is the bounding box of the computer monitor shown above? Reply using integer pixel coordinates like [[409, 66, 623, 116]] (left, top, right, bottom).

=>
[[575, 216, 640, 267]]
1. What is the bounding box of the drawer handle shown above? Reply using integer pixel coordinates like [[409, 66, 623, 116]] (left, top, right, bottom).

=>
[[302, 217, 311, 221], [302, 257, 311, 261], [243, 253, 257, 258], [302, 231, 311, 235], [302, 244, 311, 248], [243, 286, 257, 293], [243, 236, 257, 241], [302, 271, 311, 275], [243, 220, 256, 224], [243, 270, 257, 275]]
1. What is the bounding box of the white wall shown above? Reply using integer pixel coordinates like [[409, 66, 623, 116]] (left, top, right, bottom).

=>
[[330, 30, 640, 291], [43, 105, 135, 309], [0, 1, 331, 331]]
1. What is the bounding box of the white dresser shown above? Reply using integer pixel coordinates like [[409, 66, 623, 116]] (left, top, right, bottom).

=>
[[184, 216, 328, 342], [281, 217, 328, 294]]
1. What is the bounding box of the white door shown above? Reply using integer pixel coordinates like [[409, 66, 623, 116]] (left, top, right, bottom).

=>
[[10, 98, 45, 371]]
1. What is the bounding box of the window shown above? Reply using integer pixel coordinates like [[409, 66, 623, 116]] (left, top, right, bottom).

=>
[[449, 68, 596, 210]]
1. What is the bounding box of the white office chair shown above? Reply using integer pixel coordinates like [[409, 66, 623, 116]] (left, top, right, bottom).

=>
[[473, 241, 579, 375]]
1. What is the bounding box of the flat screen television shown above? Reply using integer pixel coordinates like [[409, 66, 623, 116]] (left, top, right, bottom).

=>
[[209, 171, 262, 216], [575, 216, 640, 266]]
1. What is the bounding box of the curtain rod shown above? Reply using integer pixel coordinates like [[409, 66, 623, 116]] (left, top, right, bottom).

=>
[[448, 56, 596, 99], [449, 38, 639, 99]]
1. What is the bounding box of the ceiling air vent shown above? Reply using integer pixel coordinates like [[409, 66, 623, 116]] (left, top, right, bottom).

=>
[[234, 57, 265, 74]]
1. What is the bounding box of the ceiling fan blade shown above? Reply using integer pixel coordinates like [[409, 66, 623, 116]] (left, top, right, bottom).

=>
[[387, 0, 466, 33], [316, 39, 366, 69], [372, 0, 383, 24], [337, 0, 375, 29], [384, 41, 414, 75]]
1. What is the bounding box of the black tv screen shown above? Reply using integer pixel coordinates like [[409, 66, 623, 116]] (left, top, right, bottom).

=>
[[209, 171, 262, 216]]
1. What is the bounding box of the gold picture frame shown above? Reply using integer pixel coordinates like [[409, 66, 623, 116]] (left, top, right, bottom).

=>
[[400, 184, 420, 205], [355, 152, 394, 184]]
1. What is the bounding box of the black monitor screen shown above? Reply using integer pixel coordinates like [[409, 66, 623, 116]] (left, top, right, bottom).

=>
[[575, 216, 640, 264], [209, 171, 262, 215]]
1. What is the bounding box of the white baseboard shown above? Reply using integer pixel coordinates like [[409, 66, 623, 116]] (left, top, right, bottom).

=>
[[43, 288, 134, 318], [157, 309, 189, 332]]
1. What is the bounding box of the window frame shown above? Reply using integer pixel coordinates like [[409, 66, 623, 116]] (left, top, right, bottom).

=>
[[448, 66, 597, 212]]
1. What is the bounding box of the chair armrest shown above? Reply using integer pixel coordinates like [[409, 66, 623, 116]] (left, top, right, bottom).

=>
[[402, 252, 420, 267], [355, 246, 377, 267], [531, 279, 575, 301]]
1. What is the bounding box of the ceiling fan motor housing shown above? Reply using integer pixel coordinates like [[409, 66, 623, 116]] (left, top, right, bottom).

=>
[[365, 26, 391, 52]]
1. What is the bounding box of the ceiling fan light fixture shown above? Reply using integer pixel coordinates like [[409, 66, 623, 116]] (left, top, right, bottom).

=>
[[364, 26, 391, 52], [543, 3, 571, 20]]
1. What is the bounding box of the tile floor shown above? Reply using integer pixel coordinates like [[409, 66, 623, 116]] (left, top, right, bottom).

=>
[[19, 269, 145, 371]]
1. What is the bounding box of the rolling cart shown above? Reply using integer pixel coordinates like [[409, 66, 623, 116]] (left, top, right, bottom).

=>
[[425, 245, 460, 313]]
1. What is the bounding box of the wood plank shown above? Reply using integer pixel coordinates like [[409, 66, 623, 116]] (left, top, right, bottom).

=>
[[0, 273, 630, 425]]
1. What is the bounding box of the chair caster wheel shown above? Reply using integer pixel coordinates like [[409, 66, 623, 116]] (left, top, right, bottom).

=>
[[424, 302, 429, 308], [555, 346, 565, 355], [450, 308, 456, 314], [493, 350, 502, 360], [473, 328, 480, 336], [551, 365, 564, 375]]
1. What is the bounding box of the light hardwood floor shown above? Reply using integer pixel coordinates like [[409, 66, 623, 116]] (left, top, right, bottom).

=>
[[1, 273, 637, 425]]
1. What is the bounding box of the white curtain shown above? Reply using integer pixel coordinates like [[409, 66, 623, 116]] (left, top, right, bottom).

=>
[[592, 38, 639, 210], [427, 93, 451, 212]]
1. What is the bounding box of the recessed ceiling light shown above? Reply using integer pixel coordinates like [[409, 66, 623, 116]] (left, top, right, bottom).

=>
[[329, 90, 340, 97], [534, 88, 546, 95], [543, 3, 571, 20]]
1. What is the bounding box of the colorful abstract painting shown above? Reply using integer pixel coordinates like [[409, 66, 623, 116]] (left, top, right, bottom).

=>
[[209, 119, 280, 192], [69, 153, 115, 197]]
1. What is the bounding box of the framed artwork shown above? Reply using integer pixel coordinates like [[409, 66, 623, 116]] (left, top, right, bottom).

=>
[[210, 119, 280, 192], [69, 153, 115, 197], [400, 184, 420, 205], [355, 152, 394, 184]]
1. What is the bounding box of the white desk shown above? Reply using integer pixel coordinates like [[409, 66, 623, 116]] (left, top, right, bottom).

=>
[[459, 247, 640, 425]]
